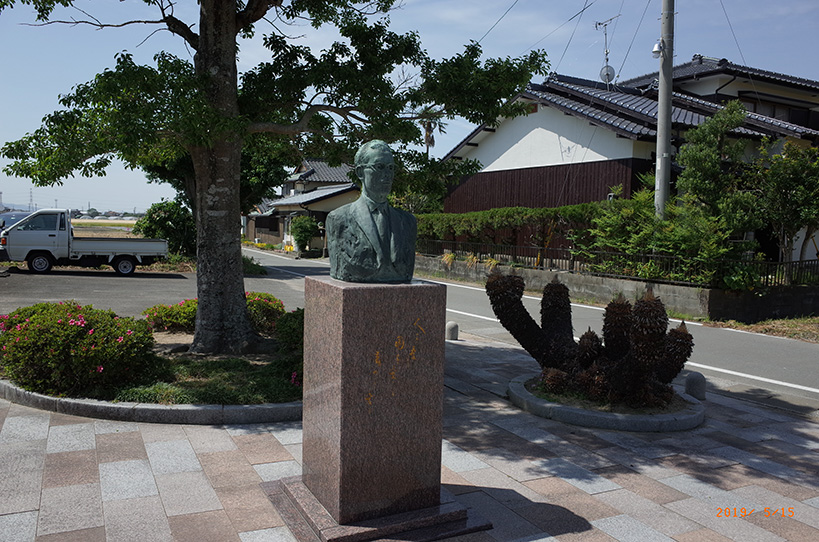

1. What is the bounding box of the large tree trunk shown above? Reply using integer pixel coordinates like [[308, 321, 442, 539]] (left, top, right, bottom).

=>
[[189, 0, 257, 354]]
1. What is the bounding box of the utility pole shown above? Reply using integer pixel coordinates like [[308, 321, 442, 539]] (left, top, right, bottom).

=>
[[654, 0, 675, 218]]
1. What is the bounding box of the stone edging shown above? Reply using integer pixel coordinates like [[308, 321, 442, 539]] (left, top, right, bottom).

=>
[[507, 374, 705, 432], [0, 379, 302, 425]]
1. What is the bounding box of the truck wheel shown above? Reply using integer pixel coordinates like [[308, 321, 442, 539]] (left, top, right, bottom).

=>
[[113, 256, 137, 276], [27, 253, 53, 274]]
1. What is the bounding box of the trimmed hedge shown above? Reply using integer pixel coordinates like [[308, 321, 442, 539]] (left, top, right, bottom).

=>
[[416, 203, 600, 243]]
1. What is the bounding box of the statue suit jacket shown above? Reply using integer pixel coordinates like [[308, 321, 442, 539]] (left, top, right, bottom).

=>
[[326, 197, 416, 283]]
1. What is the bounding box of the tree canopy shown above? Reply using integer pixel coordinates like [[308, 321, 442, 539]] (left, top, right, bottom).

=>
[[0, 0, 549, 353]]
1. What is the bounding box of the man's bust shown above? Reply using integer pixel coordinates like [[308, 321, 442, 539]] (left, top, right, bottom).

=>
[[326, 140, 416, 283]]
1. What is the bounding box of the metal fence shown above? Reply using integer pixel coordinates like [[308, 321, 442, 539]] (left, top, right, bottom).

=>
[[416, 239, 819, 289]]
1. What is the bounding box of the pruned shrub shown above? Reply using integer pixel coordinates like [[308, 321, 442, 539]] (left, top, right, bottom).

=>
[[275, 308, 304, 352], [0, 301, 164, 397], [485, 273, 694, 408], [143, 291, 285, 335]]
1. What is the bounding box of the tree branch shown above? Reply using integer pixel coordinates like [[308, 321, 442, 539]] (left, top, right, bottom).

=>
[[236, 0, 284, 33], [25, 3, 200, 51], [246, 104, 368, 136], [162, 15, 199, 50]]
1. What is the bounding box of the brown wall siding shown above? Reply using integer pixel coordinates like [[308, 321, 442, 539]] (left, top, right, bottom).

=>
[[444, 158, 651, 213]]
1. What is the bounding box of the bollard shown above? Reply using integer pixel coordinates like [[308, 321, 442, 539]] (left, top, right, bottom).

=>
[[686, 371, 707, 400], [445, 321, 459, 341]]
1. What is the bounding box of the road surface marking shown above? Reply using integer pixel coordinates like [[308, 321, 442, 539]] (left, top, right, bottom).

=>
[[686, 362, 819, 394]]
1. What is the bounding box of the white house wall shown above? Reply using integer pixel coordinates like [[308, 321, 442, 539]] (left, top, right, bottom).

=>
[[460, 106, 645, 173]]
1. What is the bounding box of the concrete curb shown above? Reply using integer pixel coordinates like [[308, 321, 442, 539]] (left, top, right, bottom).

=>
[[507, 374, 705, 432], [0, 379, 302, 425]]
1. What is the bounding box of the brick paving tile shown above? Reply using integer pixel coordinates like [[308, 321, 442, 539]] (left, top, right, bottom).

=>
[[701, 464, 819, 501], [671, 528, 733, 542], [199, 450, 264, 488], [441, 465, 479, 495], [593, 465, 689, 505], [744, 514, 819, 541], [459, 467, 550, 509], [214, 484, 285, 533], [102, 495, 173, 542], [699, 429, 761, 450], [547, 428, 618, 451], [522, 477, 620, 521], [553, 527, 617, 542], [655, 454, 737, 478], [730, 485, 819, 530], [232, 433, 293, 465], [95, 431, 148, 464], [47, 413, 95, 427], [753, 440, 819, 477], [456, 491, 543, 540], [183, 426, 237, 455], [35, 526, 107, 542], [168, 510, 240, 542], [42, 450, 99, 488], [36, 483, 104, 537], [138, 423, 188, 443]]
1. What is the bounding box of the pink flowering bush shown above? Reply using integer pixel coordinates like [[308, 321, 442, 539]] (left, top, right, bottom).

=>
[[0, 301, 163, 397], [142, 291, 285, 335]]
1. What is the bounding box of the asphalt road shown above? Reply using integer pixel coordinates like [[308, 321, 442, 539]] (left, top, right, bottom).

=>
[[3, 249, 818, 412], [240, 248, 819, 412]]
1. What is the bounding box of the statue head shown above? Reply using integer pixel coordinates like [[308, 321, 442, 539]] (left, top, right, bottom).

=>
[[355, 140, 394, 204]]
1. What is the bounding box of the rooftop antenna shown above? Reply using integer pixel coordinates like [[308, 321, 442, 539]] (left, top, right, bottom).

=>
[[595, 15, 620, 89]]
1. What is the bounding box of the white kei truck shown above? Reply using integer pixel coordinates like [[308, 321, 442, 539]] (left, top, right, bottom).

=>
[[0, 209, 168, 276]]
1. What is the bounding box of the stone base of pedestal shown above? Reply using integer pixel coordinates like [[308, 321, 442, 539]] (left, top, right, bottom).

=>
[[262, 476, 491, 542]]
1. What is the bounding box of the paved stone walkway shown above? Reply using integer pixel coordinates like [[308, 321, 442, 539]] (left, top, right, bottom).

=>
[[2, 333, 819, 541]]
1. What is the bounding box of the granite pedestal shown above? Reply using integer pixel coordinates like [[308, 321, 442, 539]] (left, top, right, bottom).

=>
[[264, 276, 490, 541]]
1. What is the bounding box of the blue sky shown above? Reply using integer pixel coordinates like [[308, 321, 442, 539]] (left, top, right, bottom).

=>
[[1, 0, 817, 213]]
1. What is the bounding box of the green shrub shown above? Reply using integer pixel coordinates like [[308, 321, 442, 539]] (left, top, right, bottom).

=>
[[133, 200, 196, 257], [245, 292, 286, 335], [0, 301, 164, 397], [142, 298, 199, 332], [143, 292, 285, 335], [242, 255, 267, 275], [290, 216, 320, 251], [275, 308, 304, 351]]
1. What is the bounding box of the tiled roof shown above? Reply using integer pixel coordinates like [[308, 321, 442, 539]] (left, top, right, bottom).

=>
[[267, 183, 358, 208], [295, 160, 354, 184], [444, 73, 819, 160], [621, 54, 819, 92]]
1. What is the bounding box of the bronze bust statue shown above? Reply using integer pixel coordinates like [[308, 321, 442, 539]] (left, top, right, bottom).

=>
[[326, 140, 416, 283]]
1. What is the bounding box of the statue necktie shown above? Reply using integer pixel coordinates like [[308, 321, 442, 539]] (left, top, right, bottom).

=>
[[373, 205, 390, 256]]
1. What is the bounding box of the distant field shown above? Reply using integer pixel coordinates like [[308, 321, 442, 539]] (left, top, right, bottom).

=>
[[73, 220, 140, 238], [73, 219, 138, 227]]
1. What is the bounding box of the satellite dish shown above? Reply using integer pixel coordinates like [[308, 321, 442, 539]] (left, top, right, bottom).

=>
[[600, 65, 616, 84]]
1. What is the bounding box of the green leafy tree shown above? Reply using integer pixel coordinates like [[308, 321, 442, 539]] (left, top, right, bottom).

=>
[[289, 215, 320, 252], [753, 140, 819, 262], [0, 0, 548, 354], [676, 101, 761, 234], [132, 199, 196, 257]]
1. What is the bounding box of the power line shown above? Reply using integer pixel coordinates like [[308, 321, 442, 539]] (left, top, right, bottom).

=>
[[719, 0, 748, 66], [555, 0, 593, 73], [615, 0, 653, 82], [521, 0, 597, 55], [719, 0, 760, 105], [477, 0, 521, 45]]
